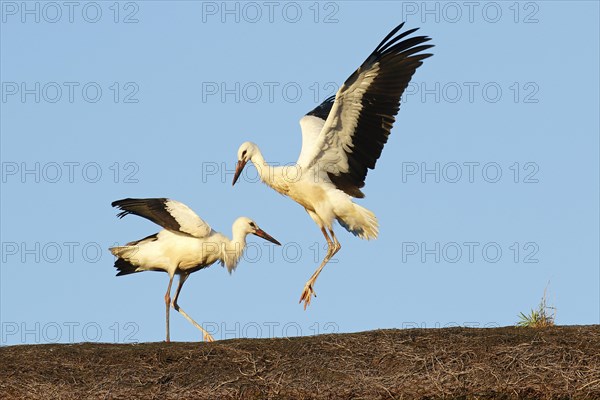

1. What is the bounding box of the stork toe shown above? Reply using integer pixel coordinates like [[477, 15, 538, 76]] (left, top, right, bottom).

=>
[[299, 282, 317, 309], [204, 332, 215, 342]]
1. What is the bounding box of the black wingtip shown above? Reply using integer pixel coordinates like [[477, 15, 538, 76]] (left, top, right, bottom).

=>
[[116, 210, 129, 219], [112, 198, 132, 218], [111, 198, 131, 208], [374, 22, 406, 53], [374, 24, 433, 60]]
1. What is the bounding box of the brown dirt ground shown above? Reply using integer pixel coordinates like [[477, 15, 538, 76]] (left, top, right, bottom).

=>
[[1, 325, 599, 399]]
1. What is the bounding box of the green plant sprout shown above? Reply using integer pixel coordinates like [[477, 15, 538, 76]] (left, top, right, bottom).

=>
[[517, 284, 556, 328]]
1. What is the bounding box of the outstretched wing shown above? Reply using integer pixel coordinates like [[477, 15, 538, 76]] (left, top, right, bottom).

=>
[[298, 23, 433, 198], [297, 95, 336, 167], [112, 198, 212, 238]]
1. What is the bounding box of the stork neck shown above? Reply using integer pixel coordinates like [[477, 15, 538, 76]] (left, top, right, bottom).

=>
[[221, 230, 247, 273], [231, 229, 248, 250], [250, 150, 274, 185]]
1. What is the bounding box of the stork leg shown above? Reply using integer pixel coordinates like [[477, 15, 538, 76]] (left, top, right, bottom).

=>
[[299, 227, 341, 310], [171, 274, 215, 342], [164, 274, 174, 343], [329, 229, 342, 256]]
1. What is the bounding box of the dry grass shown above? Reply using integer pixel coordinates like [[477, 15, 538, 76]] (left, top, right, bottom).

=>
[[1, 325, 599, 399]]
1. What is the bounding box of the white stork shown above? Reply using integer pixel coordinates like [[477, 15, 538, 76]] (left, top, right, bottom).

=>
[[232, 23, 433, 308], [109, 198, 281, 342]]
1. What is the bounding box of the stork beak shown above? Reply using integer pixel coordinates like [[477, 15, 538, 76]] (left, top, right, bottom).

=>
[[253, 228, 281, 246], [232, 159, 247, 186]]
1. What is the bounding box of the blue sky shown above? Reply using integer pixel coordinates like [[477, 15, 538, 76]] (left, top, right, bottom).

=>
[[1, 1, 598, 345]]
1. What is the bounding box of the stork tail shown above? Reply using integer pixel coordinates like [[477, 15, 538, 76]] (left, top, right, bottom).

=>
[[337, 204, 379, 240]]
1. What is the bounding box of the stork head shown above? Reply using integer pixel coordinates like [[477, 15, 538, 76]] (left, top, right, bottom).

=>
[[233, 142, 258, 186], [234, 217, 281, 245]]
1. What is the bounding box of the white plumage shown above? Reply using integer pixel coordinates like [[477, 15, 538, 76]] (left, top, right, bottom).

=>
[[110, 198, 280, 342], [162, 200, 212, 238], [232, 23, 433, 308]]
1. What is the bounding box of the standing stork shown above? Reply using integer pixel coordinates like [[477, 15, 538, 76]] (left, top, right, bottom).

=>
[[109, 198, 281, 342], [232, 23, 433, 308]]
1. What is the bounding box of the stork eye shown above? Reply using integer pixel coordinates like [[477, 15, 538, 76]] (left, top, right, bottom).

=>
[[241, 150, 247, 158], [249, 222, 256, 228]]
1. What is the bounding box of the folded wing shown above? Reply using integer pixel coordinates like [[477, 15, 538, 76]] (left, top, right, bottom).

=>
[[112, 198, 212, 238]]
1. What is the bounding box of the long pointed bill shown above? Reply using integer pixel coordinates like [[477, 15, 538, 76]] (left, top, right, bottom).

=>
[[232, 160, 247, 186], [253, 229, 281, 246]]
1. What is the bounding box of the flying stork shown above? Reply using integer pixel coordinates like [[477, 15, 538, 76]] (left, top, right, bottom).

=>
[[109, 198, 281, 342], [232, 23, 433, 308]]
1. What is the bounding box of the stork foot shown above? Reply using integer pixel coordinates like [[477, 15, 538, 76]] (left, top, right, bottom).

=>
[[299, 281, 317, 310], [203, 332, 215, 342]]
